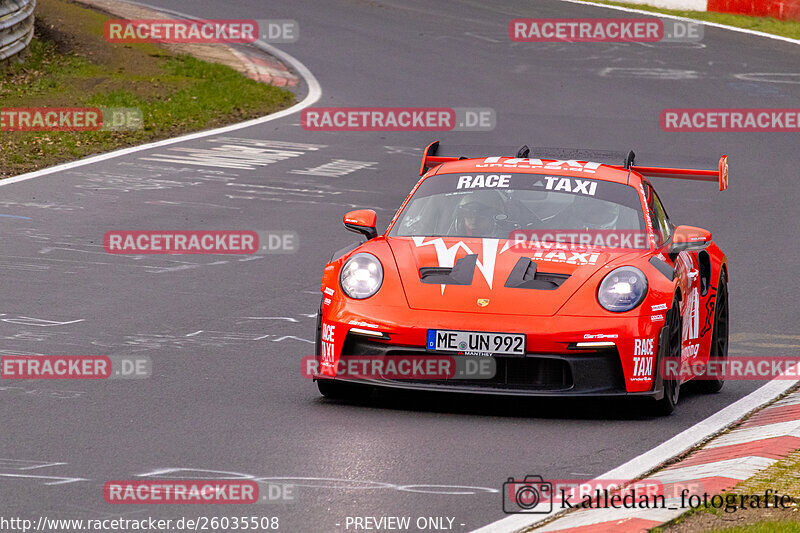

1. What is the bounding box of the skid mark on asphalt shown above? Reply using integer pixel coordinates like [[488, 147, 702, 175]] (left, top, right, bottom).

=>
[[73, 174, 202, 192], [59, 140, 384, 209], [144, 255, 264, 274], [0, 259, 51, 272], [0, 385, 86, 400], [244, 317, 299, 323], [139, 138, 326, 170], [0, 348, 45, 355], [0, 316, 84, 327], [227, 182, 348, 197], [5, 141, 387, 248], [384, 145, 423, 156], [208, 137, 326, 151], [0, 356, 89, 401], [136, 467, 497, 495], [0, 253, 254, 274], [0, 315, 89, 354], [0, 225, 269, 274], [143, 200, 241, 210], [87, 314, 315, 353], [599, 67, 701, 79], [117, 161, 239, 180], [289, 159, 378, 178], [734, 73, 800, 84], [0, 200, 84, 211], [225, 193, 388, 210], [68, 162, 237, 195], [0, 459, 87, 485], [0, 331, 87, 349]]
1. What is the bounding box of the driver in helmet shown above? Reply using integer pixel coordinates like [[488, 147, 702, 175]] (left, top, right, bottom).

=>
[[566, 195, 620, 231], [452, 190, 506, 237]]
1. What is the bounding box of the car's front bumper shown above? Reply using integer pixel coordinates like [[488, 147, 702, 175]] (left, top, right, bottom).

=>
[[315, 334, 668, 397], [314, 305, 670, 399]]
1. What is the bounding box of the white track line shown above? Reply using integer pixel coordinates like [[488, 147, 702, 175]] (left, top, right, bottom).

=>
[[473, 377, 799, 532], [561, 0, 800, 46], [1, 4, 321, 188]]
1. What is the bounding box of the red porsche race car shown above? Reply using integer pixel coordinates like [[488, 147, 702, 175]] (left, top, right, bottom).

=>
[[313, 142, 730, 414]]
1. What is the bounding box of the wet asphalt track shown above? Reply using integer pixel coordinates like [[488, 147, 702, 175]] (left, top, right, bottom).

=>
[[1, 0, 799, 531]]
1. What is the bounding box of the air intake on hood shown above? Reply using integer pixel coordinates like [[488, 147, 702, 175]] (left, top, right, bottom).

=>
[[504, 257, 569, 290], [419, 254, 477, 285]]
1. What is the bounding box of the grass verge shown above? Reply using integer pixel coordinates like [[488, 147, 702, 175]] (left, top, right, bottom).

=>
[[0, 0, 295, 177], [577, 0, 800, 40]]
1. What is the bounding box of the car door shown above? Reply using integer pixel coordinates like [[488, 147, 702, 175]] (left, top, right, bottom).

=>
[[642, 180, 706, 369]]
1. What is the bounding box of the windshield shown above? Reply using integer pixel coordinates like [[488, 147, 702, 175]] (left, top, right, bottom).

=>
[[390, 172, 645, 240]]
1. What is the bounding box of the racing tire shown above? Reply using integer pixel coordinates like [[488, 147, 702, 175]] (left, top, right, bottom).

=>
[[696, 272, 729, 393], [314, 298, 322, 357], [653, 298, 682, 415]]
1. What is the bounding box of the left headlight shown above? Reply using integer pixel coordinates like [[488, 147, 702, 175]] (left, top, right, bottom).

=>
[[340, 253, 383, 299], [597, 266, 648, 312]]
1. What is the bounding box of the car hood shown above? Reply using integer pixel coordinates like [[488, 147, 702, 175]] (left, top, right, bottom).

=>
[[387, 236, 642, 316]]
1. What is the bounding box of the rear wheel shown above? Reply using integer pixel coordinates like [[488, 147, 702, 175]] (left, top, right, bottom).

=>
[[653, 298, 682, 415], [697, 272, 729, 393]]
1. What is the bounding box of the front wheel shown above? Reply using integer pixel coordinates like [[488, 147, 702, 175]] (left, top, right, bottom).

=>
[[653, 298, 682, 415]]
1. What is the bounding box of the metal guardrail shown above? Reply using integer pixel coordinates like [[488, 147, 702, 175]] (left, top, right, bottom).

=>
[[0, 0, 35, 62]]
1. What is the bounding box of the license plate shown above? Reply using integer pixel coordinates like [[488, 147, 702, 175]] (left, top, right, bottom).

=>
[[426, 329, 526, 357]]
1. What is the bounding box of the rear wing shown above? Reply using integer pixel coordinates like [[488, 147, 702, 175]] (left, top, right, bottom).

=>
[[419, 141, 729, 191], [419, 141, 471, 176], [608, 153, 729, 191]]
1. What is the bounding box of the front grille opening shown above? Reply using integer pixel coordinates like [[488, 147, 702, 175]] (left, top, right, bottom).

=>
[[342, 335, 574, 391]]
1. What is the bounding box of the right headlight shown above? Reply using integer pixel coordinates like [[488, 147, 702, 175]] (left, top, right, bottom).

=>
[[597, 266, 648, 312], [340, 253, 383, 299]]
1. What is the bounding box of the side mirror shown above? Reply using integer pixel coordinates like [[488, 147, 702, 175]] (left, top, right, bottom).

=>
[[343, 209, 378, 240], [669, 225, 712, 254]]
